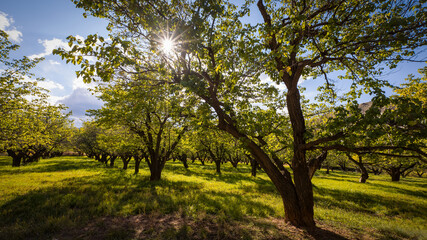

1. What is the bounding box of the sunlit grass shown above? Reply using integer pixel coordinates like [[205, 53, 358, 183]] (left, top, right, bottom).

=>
[[0, 156, 426, 239]]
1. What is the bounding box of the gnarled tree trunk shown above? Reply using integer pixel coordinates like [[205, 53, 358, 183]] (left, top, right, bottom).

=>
[[389, 167, 401, 181], [7, 150, 23, 167], [346, 154, 369, 183]]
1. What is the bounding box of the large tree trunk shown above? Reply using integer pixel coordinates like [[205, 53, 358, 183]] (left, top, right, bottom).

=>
[[254, 0, 315, 227], [149, 160, 162, 181], [386, 164, 416, 181], [7, 150, 22, 167], [215, 92, 315, 227], [147, 155, 165, 181], [285, 87, 315, 227], [390, 168, 401, 181], [248, 141, 313, 227], [385, 166, 402, 181], [12, 156, 22, 167]]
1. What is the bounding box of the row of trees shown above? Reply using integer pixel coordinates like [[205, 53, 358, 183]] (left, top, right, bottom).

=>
[[0, 30, 73, 167], [72, 120, 262, 177], [52, 0, 426, 228]]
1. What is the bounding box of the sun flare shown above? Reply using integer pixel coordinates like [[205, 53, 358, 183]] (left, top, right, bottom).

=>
[[161, 38, 175, 55]]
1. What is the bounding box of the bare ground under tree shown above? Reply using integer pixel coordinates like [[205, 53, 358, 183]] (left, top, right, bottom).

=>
[[55, 212, 378, 240]]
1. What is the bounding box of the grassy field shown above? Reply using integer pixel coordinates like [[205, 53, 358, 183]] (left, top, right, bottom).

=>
[[0, 156, 426, 240]]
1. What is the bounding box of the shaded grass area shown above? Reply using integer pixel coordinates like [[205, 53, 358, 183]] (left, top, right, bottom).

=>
[[0, 156, 426, 239]]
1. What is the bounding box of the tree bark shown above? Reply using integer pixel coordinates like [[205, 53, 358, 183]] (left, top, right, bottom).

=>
[[122, 156, 130, 170], [213, 93, 315, 227], [7, 150, 22, 167], [134, 156, 142, 175], [149, 161, 162, 180], [285, 87, 315, 228], [308, 151, 327, 179], [147, 154, 165, 181], [123, 160, 129, 170], [215, 159, 221, 174], [248, 140, 313, 227], [390, 168, 401, 181], [346, 154, 369, 183], [109, 156, 117, 167], [179, 154, 189, 169], [250, 157, 258, 177], [359, 165, 369, 183]]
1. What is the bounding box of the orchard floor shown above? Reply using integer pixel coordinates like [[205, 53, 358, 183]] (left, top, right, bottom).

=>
[[0, 156, 425, 240]]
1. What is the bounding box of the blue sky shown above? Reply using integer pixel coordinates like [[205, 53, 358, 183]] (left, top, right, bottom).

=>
[[1, 1, 425, 127], [1, 0, 108, 127]]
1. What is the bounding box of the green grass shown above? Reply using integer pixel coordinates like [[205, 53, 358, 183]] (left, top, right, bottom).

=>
[[0, 156, 426, 239]]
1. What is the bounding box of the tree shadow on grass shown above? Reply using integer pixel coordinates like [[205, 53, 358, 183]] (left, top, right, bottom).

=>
[[367, 181, 427, 199], [164, 161, 273, 191], [313, 186, 427, 218], [306, 227, 349, 240], [0, 157, 100, 175], [313, 175, 362, 184], [313, 174, 427, 200], [0, 170, 280, 240], [0, 157, 11, 168]]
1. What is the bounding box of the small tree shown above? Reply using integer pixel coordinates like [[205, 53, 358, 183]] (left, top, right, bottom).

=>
[[89, 74, 195, 180]]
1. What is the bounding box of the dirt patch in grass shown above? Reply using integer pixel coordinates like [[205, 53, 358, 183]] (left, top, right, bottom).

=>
[[55, 213, 371, 240]]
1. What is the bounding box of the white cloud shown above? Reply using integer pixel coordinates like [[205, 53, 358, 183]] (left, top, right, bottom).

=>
[[48, 60, 60, 65], [299, 76, 313, 85], [260, 75, 287, 91], [260, 74, 313, 87], [29, 35, 90, 60], [72, 76, 96, 90], [21, 75, 64, 91], [47, 95, 66, 105], [29, 38, 70, 59], [0, 11, 23, 42], [37, 79, 64, 91], [58, 87, 103, 117]]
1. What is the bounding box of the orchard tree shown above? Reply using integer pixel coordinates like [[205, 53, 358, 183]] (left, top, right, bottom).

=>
[[113, 127, 144, 171], [197, 129, 233, 174], [88, 73, 196, 180], [55, 0, 427, 228], [3, 99, 72, 166], [73, 122, 104, 161]]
